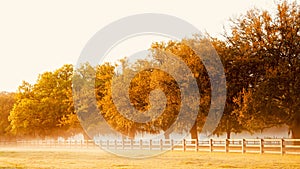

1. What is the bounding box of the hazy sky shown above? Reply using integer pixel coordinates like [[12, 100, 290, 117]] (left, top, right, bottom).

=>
[[0, 0, 287, 92]]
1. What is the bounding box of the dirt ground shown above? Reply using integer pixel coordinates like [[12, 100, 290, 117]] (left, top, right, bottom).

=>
[[0, 147, 299, 169]]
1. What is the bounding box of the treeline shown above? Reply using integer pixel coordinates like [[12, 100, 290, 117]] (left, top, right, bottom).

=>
[[0, 1, 299, 140]]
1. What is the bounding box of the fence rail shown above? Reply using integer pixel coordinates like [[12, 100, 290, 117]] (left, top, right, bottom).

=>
[[1, 138, 299, 155]]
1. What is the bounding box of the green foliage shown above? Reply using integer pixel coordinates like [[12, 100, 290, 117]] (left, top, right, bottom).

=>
[[9, 64, 82, 138]]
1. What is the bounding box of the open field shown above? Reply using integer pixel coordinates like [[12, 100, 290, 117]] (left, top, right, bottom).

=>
[[0, 147, 299, 169]]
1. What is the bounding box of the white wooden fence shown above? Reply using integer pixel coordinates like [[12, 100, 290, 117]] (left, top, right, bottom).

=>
[[8, 138, 300, 155]]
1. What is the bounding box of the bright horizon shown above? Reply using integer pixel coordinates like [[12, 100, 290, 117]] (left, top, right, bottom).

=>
[[0, 0, 290, 92]]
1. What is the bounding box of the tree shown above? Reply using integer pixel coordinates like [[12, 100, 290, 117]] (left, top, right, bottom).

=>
[[224, 1, 300, 138], [0, 92, 15, 139], [9, 64, 83, 138], [151, 39, 215, 140], [208, 38, 252, 139], [94, 60, 164, 139], [93, 46, 201, 139]]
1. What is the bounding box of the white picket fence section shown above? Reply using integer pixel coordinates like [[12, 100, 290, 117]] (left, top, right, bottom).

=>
[[7, 138, 300, 155]]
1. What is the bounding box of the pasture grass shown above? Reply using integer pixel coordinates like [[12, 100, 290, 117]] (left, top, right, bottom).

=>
[[0, 147, 299, 169]]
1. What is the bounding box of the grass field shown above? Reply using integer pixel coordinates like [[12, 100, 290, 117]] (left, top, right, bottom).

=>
[[0, 147, 299, 169]]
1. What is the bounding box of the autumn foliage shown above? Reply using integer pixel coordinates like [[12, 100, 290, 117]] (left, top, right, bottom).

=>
[[0, 1, 299, 139]]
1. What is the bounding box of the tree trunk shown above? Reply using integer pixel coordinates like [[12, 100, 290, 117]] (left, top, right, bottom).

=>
[[190, 122, 198, 142], [291, 126, 300, 145], [163, 130, 171, 144], [291, 114, 300, 137], [128, 127, 136, 140], [82, 131, 91, 140], [164, 131, 170, 140], [291, 114, 300, 145], [291, 128, 300, 138], [226, 130, 231, 139]]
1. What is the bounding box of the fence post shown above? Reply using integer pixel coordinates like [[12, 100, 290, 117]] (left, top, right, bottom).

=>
[[130, 139, 133, 150], [140, 139, 143, 150], [183, 139, 186, 152], [225, 139, 229, 153], [171, 139, 174, 151], [259, 139, 264, 154], [280, 139, 285, 155], [160, 139, 163, 151], [150, 139, 152, 150], [209, 138, 213, 152], [242, 139, 246, 154]]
